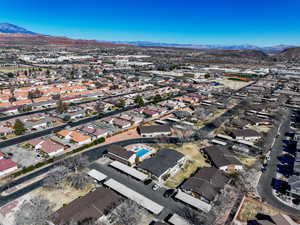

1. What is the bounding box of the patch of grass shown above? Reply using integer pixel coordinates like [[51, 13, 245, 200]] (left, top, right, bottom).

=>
[[165, 160, 201, 188]]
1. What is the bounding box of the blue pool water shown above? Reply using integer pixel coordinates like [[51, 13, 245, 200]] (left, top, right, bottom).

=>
[[135, 148, 150, 157]]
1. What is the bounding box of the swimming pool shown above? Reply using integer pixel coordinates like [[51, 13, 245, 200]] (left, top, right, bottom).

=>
[[135, 148, 150, 158]]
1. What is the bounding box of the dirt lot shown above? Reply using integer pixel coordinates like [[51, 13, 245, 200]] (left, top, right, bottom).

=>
[[32, 182, 95, 211], [236, 197, 280, 222], [154, 141, 211, 188], [216, 78, 252, 90]]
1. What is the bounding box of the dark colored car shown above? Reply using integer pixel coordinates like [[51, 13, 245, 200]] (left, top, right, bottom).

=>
[[143, 179, 152, 185], [163, 189, 176, 198]]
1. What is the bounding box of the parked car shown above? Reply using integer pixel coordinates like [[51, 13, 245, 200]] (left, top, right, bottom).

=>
[[163, 189, 176, 198], [152, 184, 159, 191], [143, 179, 152, 185]]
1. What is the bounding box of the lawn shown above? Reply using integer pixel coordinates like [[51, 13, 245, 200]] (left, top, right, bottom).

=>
[[237, 155, 259, 168], [165, 159, 201, 188], [155, 141, 211, 188]]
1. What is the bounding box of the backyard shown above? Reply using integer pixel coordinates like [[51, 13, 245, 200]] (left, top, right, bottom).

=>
[[154, 141, 211, 188]]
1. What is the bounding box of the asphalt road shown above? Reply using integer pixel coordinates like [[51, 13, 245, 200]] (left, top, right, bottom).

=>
[[257, 109, 300, 215]]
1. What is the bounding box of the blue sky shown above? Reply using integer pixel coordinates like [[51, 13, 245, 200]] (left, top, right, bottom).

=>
[[0, 0, 300, 46]]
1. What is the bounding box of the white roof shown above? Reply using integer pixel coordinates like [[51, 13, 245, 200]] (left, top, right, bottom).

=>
[[216, 134, 234, 141], [236, 139, 254, 147], [104, 179, 164, 215], [155, 120, 168, 125], [109, 161, 148, 181], [174, 191, 212, 213], [167, 117, 181, 122], [87, 169, 107, 182], [168, 214, 190, 225], [211, 139, 227, 146]]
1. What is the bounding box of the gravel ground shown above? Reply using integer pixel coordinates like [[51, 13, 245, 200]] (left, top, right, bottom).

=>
[[1, 145, 42, 167]]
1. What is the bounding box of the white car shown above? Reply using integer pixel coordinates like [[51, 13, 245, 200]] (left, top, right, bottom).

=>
[[152, 184, 159, 191]]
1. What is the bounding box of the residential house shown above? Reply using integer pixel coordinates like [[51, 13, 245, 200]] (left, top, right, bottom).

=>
[[0, 153, 18, 177], [57, 130, 92, 146], [181, 167, 229, 203], [201, 146, 243, 171], [112, 118, 131, 129], [53, 187, 123, 225], [230, 129, 261, 141], [139, 149, 185, 182], [106, 145, 136, 165], [0, 126, 13, 136], [27, 138, 64, 157], [78, 125, 107, 140]]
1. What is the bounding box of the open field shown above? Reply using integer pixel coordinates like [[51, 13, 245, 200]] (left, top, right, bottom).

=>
[[216, 78, 252, 90]]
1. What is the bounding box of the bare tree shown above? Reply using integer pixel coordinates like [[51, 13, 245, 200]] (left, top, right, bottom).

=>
[[43, 166, 70, 188], [108, 200, 145, 225], [176, 206, 208, 225], [236, 168, 260, 197], [173, 110, 191, 119], [192, 129, 206, 141], [210, 185, 239, 224], [66, 173, 93, 190], [14, 196, 54, 225], [62, 155, 89, 173]]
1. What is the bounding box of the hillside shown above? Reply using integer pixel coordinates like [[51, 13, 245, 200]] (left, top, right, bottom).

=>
[[0, 33, 123, 47], [276, 47, 300, 61]]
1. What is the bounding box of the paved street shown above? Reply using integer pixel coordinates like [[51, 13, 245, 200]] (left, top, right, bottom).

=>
[[257, 109, 300, 215]]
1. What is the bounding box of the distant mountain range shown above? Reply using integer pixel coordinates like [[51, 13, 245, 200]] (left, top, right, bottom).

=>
[[0, 23, 299, 56], [0, 23, 122, 47], [0, 23, 37, 34], [112, 41, 296, 53]]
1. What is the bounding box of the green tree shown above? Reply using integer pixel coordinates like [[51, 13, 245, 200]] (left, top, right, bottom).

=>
[[134, 95, 144, 107], [46, 69, 50, 78], [56, 100, 68, 114], [116, 99, 125, 108], [13, 119, 26, 135], [153, 94, 163, 103]]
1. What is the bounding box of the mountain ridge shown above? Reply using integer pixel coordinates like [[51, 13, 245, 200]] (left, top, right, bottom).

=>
[[0, 23, 37, 34], [112, 41, 296, 53]]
